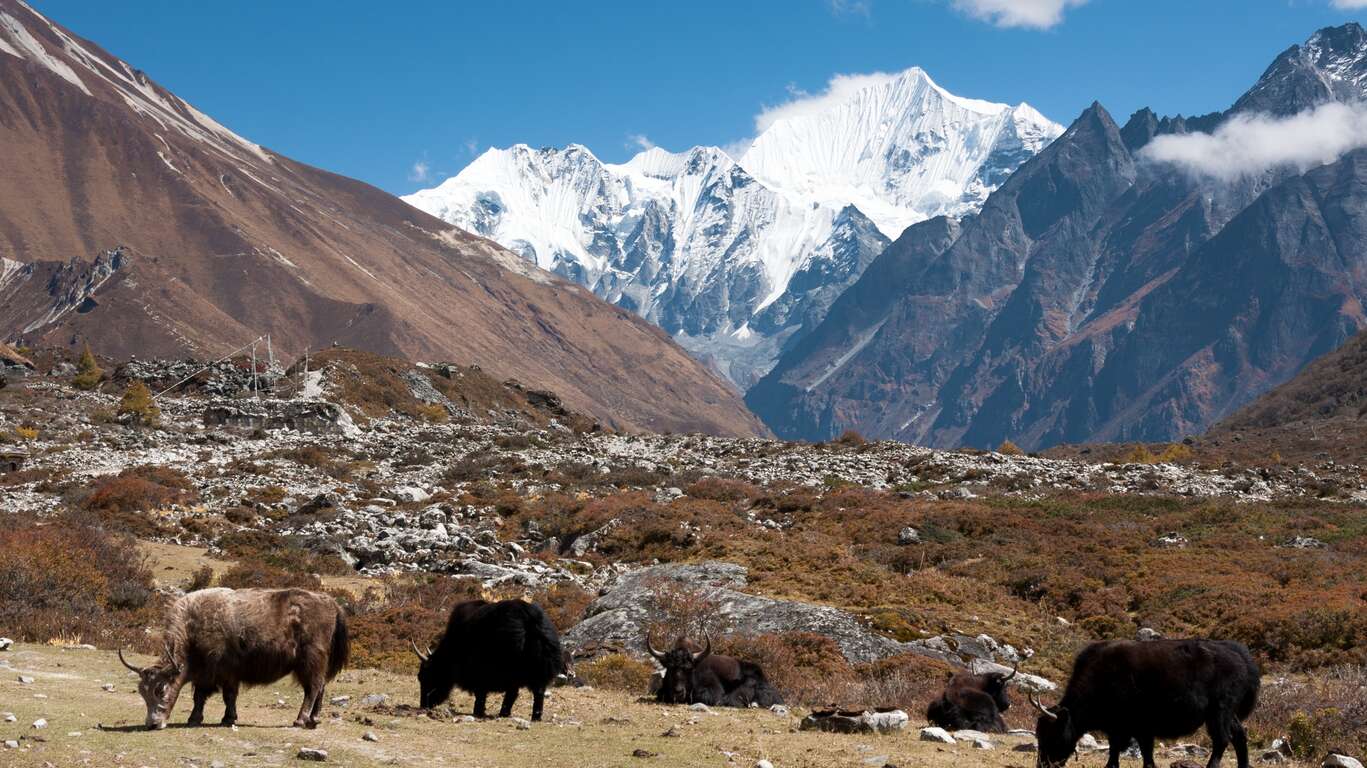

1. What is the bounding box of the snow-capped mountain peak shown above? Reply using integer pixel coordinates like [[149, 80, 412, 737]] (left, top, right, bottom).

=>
[[404, 66, 1061, 388]]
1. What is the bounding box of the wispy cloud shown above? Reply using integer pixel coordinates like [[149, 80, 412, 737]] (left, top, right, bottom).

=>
[[950, 0, 1089, 29], [463, 138, 479, 156], [754, 71, 900, 133], [1141, 102, 1367, 182], [409, 159, 430, 183], [1331, 0, 1367, 9], [828, 0, 872, 17], [627, 133, 657, 152]]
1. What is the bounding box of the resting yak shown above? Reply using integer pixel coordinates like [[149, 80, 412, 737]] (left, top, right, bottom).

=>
[[413, 599, 563, 721], [119, 587, 349, 730], [647, 634, 783, 708], [1032, 639, 1260, 768], [926, 660, 1019, 733]]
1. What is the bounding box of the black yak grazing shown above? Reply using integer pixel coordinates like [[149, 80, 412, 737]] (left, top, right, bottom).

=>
[[413, 599, 563, 721], [1032, 639, 1260, 768], [926, 661, 1018, 733], [647, 634, 783, 708], [119, 587, 349, 729]]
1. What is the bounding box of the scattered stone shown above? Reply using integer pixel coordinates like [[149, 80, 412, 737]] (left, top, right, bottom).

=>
[[31, 718, 46, 729], [919, 727, 957, 744], [897, 527, 920, 545], [1, 713, 13, 722], [296, 747, 328, 761], [1078, 734, 1102, 751], [17, 675, 34, 684], [755, 761, 775, 768], [3, 740, 16, 749], [688, 703, 711, 713], [1280, 536, 1327, 549], [801, 709, 907, 734], [101, 683, 115, 692], [361, 731, 379, 742], [631, 749, 657, 758], [512, 717, 531, 730], [359, 694, 389, 707], [769, 704, 789, 717], [660, 726, 681, 737], [0, 638, 12, 651], [1259, 753, 1287, 765], [1013, 743, 1038, 753], [328, 695, 350, 707], [1324, 756, 1364, 768]]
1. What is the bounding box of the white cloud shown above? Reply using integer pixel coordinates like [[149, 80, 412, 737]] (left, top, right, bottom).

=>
[[828, 0, 872, 17], [627, 133, 656, 152], [1331, 0, 1367, 9], [754, 72, 900, 133], [409, 160, 430, 183], [950, 0, 1089, 29], [463, 138, 479, 156], [1141, 101, 1367, 182]]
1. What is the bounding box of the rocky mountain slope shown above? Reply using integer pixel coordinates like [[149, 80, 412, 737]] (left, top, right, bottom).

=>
[[405, 69, 1060, 388], [751, 23, 1367, 450], [0, 0, 762, 436]]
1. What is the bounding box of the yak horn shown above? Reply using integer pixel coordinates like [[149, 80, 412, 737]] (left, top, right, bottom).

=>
[[645, 633, 667, 662], [1029, 694, 1058, 720], [692, 632, 711, 662], [118, 648, 143, 674], [410, 640, 431, 662], [1004, 659, 1019, 682]]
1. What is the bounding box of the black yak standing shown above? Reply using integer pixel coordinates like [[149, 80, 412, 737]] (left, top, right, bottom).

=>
[[647, 634, 783, 708], [1032, 639, 1260, 768], [413, 599, 563, 721]]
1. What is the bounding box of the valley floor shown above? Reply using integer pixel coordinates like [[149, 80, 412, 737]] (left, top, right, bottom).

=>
[[0, 643, 1311, 768]]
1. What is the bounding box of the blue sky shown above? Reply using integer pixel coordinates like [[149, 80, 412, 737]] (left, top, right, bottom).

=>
[[32, 0, 1367, 195]]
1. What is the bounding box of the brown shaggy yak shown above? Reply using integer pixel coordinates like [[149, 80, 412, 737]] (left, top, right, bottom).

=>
[[120, 587, 349, 729]]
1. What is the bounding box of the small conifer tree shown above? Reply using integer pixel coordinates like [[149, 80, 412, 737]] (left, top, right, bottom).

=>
[[117, 380, 160, 427], [72, 344, 103, 390]]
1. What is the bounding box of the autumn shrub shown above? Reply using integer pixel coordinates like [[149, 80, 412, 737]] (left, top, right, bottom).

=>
[[513, 582, 593, 632], [0, 514, 157, 648], [346, 575, 484, 672], [834, 429, 867, 447], [217, 530, 352, 576], [716, 632, 851, 706], [1250, 667, 1367, 757], [643, 578, 732, 645], [270, 446, 352, 479], [116, 381, 160, 427], [216, 558, 323, 591], [684, 477, 761, 503], [997, 440, 1023, 456], [186, 565, 215, 591], [69, 465, 198, 533], [577, 653, 655, 692]]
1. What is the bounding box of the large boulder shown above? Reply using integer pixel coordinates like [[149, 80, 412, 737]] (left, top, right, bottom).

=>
[[565, 561, 940, 664]]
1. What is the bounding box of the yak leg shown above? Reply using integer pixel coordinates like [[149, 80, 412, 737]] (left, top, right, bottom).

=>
[[293, 647, 327, 729], [1205, 716, 1230, 768], [498, 688, 520, 718], [1229, 720, 1250, 768], [1137, 734, 1157, 768], [1104, 733, 1129, 768], [188, 684, 215, 725], [530, 687, 546, 722], [311, 684, 327, 720], [221, 683, 239, 726], [472, 691, 488, 718]]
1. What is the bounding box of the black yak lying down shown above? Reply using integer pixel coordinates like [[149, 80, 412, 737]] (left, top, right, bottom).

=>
[[413, 599, 564, 721], [1032, 639, 1260, 768], [647, 634, 783, 708], [926, 661, 1019, 733]]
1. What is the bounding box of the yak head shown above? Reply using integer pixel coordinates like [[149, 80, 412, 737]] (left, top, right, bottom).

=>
[[119, 649, 183, 730], [646, 633, 710, 704], [411, 640, 454, 709], [975, 657, 1020, 713], [1031, 694, 1077, 768]]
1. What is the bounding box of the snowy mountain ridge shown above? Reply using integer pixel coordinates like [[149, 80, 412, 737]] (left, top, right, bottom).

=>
[[404, 67, 1062, 388]]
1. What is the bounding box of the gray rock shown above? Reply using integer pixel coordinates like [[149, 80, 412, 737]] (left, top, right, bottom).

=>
[[0, 638, 12, 651], [3, 740, 17, 749], [361, 731, 379, 742], [564, 561, 924, 664], [31, 718, 46, 729], [297, 747, 328, 761], [1136, 627, 1162, 641], [359, 693, 389, 707], [1324, 756, 1364, 768], [920, 727, 957, 744], [512, 717, 531, 730], [897, 527, 920, 545], [16, 675, 33, 684]]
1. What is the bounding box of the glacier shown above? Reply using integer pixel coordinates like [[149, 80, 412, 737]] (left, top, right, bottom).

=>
[[404, 67, 1061, 389]]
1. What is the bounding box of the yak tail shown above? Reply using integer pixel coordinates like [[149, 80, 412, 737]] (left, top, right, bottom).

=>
[[326, 607, 350, 681]]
